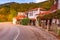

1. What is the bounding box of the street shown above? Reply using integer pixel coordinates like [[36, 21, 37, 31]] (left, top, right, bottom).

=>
[[0, 22, 59, 40]]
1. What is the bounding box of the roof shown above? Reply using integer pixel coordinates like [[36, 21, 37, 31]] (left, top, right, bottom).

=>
[[39, 11, 50, 16], [40, 11, 50, 14], [16, 15, 26, 20], [28, 8, 46, 12], [49, 1, 57, 12]]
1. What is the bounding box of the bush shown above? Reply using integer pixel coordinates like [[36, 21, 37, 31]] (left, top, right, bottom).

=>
[[21, 18, 30, 25], [0, 19, 3, 22], [0, 19, 6, 22]]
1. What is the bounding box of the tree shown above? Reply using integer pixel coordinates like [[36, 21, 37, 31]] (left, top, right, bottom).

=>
[[8, 9, 17, 21], [0, 0, 55, 22]]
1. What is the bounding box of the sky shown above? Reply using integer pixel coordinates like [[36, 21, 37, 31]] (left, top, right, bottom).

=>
[[0, 0, 47, 4]]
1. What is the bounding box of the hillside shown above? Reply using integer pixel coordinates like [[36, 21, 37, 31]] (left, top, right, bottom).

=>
[[0, 1, 54, 21]]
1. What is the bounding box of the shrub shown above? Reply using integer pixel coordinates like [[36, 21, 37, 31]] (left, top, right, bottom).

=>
[[21, 18, 30, 25], [0, 19, 6, 22], [0, 19, 3, 22]]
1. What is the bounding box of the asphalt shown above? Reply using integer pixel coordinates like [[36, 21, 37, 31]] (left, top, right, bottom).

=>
[[0, 22, 59, 40]]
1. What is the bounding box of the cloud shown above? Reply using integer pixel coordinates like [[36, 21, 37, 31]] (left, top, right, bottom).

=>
[[35, 0, 47, 3], [0, 0, 11, 4]]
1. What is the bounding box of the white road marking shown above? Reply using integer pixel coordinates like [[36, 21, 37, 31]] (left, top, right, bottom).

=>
[[14, 27, 20, 40]]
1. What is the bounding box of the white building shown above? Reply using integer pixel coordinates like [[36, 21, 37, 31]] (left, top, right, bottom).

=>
[[27, 8, 47, 26], [28, 8, 40, 20], [27, 8, 46, 20], [58, 0, 60, 9]]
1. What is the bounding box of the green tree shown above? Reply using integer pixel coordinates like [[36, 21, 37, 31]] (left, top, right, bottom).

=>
[[8, 9, 17, 21]]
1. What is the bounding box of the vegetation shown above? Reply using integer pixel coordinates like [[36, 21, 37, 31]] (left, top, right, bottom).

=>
[[41, 10, 60, 20], [0, 0, 55, 21], [55, 10, 60, 19], [21, 18, 30, 25]]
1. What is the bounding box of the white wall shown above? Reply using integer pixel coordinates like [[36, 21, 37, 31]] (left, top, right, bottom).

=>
[[13, 18, 17, 24], [18, 12, 25, 16], [28, 8, 40, 19], [28, 11, 37, 19], [58, 0, 60, 9]]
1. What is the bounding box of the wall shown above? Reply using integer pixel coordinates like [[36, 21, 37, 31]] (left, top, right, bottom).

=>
[[58, 0, 60, 9], [28, 8, 40, 19]]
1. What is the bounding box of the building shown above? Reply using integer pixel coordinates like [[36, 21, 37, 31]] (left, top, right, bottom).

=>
[[13, 0, 59, 25], [27, 8, 49, 26], [50, 0, 60, 10], [27, 8, 40, 20], [58, 0, 60, 9], [16, 12, 26, 20], [13, 12, 26, 24]]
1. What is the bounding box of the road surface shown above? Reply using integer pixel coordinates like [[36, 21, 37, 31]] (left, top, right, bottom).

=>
[[0, 22, 59, 40]]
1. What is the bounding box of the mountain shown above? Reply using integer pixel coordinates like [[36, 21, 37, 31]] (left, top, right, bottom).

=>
[[0, 1, 53, 21]]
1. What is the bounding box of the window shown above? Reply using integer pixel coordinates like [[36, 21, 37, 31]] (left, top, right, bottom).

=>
[[29, 12, 33, 16]]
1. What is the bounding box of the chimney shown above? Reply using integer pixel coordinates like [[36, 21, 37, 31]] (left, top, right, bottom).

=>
[[38, 8, 40, 14]]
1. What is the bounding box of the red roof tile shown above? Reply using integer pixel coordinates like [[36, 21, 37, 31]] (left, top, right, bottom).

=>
[[16, 15, 26, 20]]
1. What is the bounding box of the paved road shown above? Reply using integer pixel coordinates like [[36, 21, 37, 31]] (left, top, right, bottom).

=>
[[0, 22, 59, 40]]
